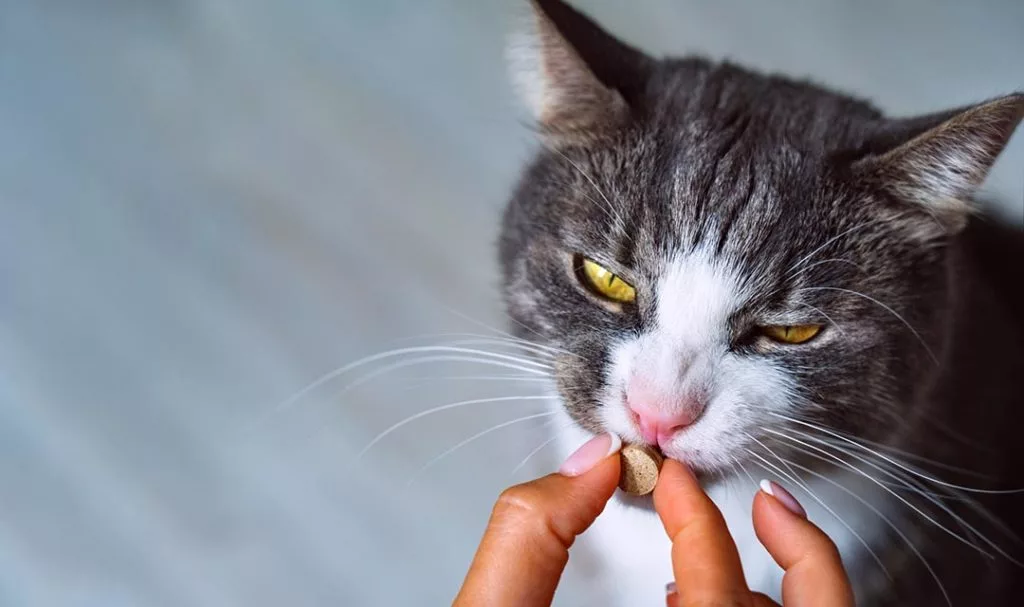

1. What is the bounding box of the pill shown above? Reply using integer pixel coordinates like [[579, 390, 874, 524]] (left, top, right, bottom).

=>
[[618, 443, 664, 496]]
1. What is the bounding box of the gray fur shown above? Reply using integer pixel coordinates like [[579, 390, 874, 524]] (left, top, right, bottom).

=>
[[499, 1, 1024, 604]]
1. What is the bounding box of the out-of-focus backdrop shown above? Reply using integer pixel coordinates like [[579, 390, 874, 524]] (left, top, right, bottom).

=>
[[1, 1, 1021, 605]]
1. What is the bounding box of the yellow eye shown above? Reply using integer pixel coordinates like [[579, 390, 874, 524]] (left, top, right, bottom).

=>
[[578, 258, 636, 304], [762, 325, 822, 344]]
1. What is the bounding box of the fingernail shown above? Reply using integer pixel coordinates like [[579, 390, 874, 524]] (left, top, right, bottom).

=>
[[559, 433, 622, 476], [760, 479, 807, 518], [665, 581, 677, 595]]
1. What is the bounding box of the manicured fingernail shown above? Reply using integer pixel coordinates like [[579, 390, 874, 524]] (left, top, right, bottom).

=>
[[760, 479, 807, 518], [665, 581, 677, 595], [559, 433, 622, 476]]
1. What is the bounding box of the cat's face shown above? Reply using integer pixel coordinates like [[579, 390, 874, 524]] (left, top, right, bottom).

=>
[[502, 125, 946, 473], [499, 0, 1022, 475]]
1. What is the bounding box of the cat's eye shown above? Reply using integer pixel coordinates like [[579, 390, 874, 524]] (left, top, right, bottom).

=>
[[761, 325, 822, 345], [577, 257, 636, 304]]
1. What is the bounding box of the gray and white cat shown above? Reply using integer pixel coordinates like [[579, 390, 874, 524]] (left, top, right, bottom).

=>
[[499, 1, 1024, 605]]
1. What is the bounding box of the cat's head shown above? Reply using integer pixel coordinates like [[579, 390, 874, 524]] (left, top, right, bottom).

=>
[[499, 0, 1023, 474]]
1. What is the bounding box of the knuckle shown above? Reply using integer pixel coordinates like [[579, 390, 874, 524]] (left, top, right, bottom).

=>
[[493, 482, 575, 548], [818, 535, 843, 558], [495, 484, 545, 520], [808, 535, 844, 565]]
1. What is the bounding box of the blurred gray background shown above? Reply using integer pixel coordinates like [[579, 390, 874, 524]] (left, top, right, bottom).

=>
[[0, 1, 1021, 605]]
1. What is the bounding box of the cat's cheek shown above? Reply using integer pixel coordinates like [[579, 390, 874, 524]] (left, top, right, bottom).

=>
[[596, 336, 645, 443], [598, 390, 646, 445], [604, 335, 640, 390], [716, 355, 800, 421]]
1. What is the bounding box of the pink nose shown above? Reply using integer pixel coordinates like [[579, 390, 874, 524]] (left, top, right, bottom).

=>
[[629, 402, 698, 446], [627, 379, 701, 446]]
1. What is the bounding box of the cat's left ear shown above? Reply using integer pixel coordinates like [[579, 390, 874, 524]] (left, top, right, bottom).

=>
[[508, 0, 653, 138], [853, 93, 1024, 234]]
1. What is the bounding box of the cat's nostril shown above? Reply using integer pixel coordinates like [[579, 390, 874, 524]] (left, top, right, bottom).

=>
[[626, 376, 704, 445], [664, 420, 688, 434], [627, 401, 699, 446]]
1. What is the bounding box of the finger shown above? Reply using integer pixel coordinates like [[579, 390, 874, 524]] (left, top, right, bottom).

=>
[[653, 459, 751, 606], [752, 480, 854, 607], [453, 433, 622, 607], [667, 588, 780, 607]]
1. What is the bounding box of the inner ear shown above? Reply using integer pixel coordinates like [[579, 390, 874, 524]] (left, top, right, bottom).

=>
[[508, 0, 652, 137]]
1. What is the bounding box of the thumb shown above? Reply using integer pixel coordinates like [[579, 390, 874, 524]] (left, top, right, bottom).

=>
[[454, 433, 622, 607]]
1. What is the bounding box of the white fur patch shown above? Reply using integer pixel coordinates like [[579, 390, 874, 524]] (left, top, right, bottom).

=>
[[600, 249, 796, 469], [655, 251, 743, 344]]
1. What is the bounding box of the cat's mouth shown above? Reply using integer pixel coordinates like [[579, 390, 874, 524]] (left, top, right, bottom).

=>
[[614, 444, 722, 507], [623, 441, 723, 487]]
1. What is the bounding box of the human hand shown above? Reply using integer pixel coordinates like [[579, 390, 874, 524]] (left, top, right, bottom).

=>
[[656, 459, 854, 607], [453, 432, 622, 606], [453, 433, 854, 606]]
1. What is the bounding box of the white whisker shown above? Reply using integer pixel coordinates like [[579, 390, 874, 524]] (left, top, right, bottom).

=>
[[792, 301, 846, 337], [792, 256, 867, 277], [736, 459, 759, 493], [407, 331, 571, 359], [766, 428, 997, 560], [795, 286, 939, 364], [784, 218, 899, 279], [357, 395, 553, 459], [329, 355, 553, 402], [770, 412, 1024, 494], [440, 305, 582, 360], [406, 412, 556, 487], [785, 428, 1024, 567], [551, 148, 631, 240], [747, 434, 803, 488], [744, 447, 894, 583], [444, 338, 560, 360], [809, 426, 994, 480], [781, 449, 950, 606], [382, 332, 555, 358], [271, 346, 553, 413], [510, 430, 564, 478], [396, 375, 553, 391]]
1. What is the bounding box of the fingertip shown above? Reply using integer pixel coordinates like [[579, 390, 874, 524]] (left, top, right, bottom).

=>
[[758, 479, 807, 518], [752, 483, 813, 552], [665, 582, 678, 607], [652, 459, 695, 501], [661, 457, 692, 481], [557, 447, 622, 513], [559, 432, 622, 477], [588, 445, 623, 492], [752, 486, 802, 554], [752, 482, 853, 605]]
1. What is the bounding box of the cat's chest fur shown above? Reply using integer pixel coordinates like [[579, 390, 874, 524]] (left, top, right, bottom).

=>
[[553, 415, 889, 605]]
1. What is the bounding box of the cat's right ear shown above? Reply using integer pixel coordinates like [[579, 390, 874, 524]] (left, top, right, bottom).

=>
[[853, 93, 1024, 235], [508, 0, 652, 139]]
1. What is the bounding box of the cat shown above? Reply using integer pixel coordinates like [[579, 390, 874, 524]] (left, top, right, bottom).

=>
[[498, 1, 1024, 605]]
